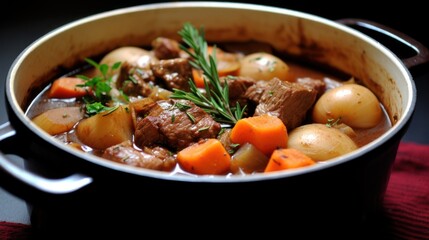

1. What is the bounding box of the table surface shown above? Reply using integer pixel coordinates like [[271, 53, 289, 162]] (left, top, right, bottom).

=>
[[1, 0, 429, 225]]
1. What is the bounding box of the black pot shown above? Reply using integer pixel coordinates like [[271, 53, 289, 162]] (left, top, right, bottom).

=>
[[1, 2, 428, 239]]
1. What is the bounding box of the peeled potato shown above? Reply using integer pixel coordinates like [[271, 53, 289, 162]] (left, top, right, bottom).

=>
[[287, 123, 358, 161], [312, 84, 382, 128], [231, 143, 269, 174], [76, 105, 133, 149], [239, 52, 289, 81], [99, 46, 159, 74], [32, 106, 84, 135]]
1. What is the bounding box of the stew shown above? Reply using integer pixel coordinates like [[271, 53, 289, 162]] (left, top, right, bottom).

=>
[[26, 23, 391, 176]]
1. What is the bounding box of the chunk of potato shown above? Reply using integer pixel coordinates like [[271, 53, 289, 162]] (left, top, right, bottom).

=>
[[76, 105, 133, 149], [32, 106, 84, 135], [231, 143, 269, 174]]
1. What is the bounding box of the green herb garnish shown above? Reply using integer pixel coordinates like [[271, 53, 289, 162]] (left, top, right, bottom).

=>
[[170, 22, 245, 125], [326, 117, 342, 128], [77, 58, 123, 116], [198, 126, 210, 132], [84, 102, 119, 116]]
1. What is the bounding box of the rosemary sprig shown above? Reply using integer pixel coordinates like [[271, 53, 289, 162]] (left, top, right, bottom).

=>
[[326, 117, 342, 128], [170, 22, 245, 125]]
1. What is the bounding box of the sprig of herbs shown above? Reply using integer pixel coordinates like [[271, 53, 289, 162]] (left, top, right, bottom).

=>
[[326, 117, 342, 128], [76, 58, 123, 116], [170, 22, 245, 125]]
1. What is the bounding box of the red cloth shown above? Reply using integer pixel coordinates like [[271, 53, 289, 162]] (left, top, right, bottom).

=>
[[381, 142, 429, 239], [0, 221, 33, 240], [1, 141, 429, 239]]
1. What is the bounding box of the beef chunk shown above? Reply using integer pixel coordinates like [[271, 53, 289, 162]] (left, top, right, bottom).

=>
[[222, 76, 256, 117], [134, 99, 221, 151], [296, 77, 326, 98], [244, 80, 271, 103], [151, 37, 181, 60], [217, 128, 234, 154], [102, 140, 175, 171], [151, 58, 192, 91], [116, 61, 156, 97], [142, 146, 176, 168], [135, 115, 166, 148], [251, 78, 318, 130], [224, 76, 256, 101]]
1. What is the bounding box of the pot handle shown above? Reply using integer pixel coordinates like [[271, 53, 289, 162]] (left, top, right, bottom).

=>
[[0, 122, 93, 197], [336, 18, 429, 69]]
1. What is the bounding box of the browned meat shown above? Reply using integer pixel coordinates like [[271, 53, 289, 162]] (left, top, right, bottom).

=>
[[135, 116, 166, 148], [223, 76, 256, 118], [131, 98, 162, 125], [224, 76, 256, 100], [217, 128, 234, 154], [151, 37, 181, 60], [142, 146, 176, 168], [102, 140, 175, 171], [134, 99, 221, 151], [244, 80, 271, 103], [116, 61, 155, 97], [296, 77, 326, 98], [250, 78, 318, 130], [151, 58, 192, 91]]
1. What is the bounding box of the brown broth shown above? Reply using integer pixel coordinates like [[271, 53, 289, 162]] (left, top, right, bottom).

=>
[[25, 41, 392, 174]]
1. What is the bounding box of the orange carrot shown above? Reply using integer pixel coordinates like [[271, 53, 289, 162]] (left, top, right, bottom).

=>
[[191, 46, 240, 88], [177, 138, 231, 175], [264, 148, 315, 173], [229, 114, 288, 156], [192, 68, 206, 88], [48, 77, 89, 98]]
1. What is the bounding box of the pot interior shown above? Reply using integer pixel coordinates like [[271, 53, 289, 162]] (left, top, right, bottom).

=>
[[7, 2, 415, 180]]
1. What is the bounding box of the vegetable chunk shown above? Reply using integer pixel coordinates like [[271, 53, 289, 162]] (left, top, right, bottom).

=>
[[32, 106, 84, 135], [264, 148, 315, 172], [48, 77, 88, 98], [76, 105, 133, 149], [177, 139, 231, 175], [231, 143, 269, 174], [287, 123, 358, 161], [230, 114, 288, 155]]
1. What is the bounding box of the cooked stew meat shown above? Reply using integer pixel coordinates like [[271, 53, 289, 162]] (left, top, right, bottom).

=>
[[26, 23, 391, 176]]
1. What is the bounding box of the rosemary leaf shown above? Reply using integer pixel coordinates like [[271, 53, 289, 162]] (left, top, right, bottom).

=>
[[170, 22, 245, 125]]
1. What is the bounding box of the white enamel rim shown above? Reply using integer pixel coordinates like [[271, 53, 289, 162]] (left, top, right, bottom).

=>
[[6, 2, 416, 182]]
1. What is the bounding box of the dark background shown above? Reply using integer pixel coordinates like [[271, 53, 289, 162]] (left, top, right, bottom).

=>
[[1, 0, 428, 224]]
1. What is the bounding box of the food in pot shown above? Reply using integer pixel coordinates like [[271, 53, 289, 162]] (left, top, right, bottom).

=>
[[26, 23, 391, 176]]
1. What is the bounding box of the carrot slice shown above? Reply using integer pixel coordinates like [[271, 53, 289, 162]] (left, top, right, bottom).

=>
[[230, 114, 288, 156], [192, 68, 206, 88], [48, 77, 88, 98], [264, 148, 315, 173], [177, 139, 231, 175], [191, 46, 240, 88]]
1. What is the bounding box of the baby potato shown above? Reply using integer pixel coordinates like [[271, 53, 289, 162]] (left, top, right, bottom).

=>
[[312, 83, 382, 128], [239, 52, 289, 81], [287, 123, 358, 161], [99, 46, 159, 74]]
